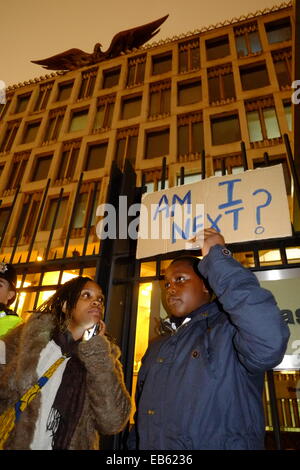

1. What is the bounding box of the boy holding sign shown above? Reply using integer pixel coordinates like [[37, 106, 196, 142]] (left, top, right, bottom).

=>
[[128, 229, 290, 450]]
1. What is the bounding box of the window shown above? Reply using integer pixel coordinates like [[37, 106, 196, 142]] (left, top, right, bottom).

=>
[[152, 52, 172, 75], [145, 128, 169, 159], [42, 196, 69, 230], [127, 55, 146, 87], [22, 120, 41, 144], [56, 140, 80, 181], [143, 169, 169, 193], [114, 127, 138, 170], [211, 113, 241, 146], [178, 79, 202, 106], [0, 164, 4, 179], [34, 82, 53, 111], [177, 172, 202, 185], [178, 39, 200, 73], [234, 22, 262, 57], [253, 155, 291, 194], [272, 48, 292, 89], [69, 108, 89, 132], [102, 66, 121, 89], [177, 113, 204, 160], [208, 64, 235, 104], [15, 93, 31, 114], [85, 142, 108, 171], [240, 62, 270, 90], [17, 193, 41, 239], [56, 81, 73, 101], [0, 96, 12, 121], [149, 80, 171, 117], [121, 94, 142, 120], [206, 35, 230, 61], [93, 95, 115, 130], [0, 206, 11, 238], [43, 107, 65, 142], [31, 154, 52, 181], [283, 100, 292, 131], [245, 96, 281, 144], [72, 182, 100, 229], [6, 152, 29, 189], [213, 154, 244, 176], [265, 17, 292, 44], [78, 67, 97, 99], [0, 120, 20, 153]]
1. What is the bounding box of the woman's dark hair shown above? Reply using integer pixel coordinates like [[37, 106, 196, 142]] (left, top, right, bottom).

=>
[[36, 276, 96, 330]]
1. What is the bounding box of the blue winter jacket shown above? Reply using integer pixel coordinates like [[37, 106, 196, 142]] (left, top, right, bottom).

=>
[[129, 245, 290, 450]]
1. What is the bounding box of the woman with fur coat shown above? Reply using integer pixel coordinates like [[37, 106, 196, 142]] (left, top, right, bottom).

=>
[[0, 276, 131, 450]]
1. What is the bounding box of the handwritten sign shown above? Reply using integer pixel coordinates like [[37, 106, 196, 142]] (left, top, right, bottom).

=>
[[136, 165, 292, 259]]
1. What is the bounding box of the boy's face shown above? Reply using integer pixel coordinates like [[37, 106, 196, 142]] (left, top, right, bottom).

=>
[[163, 261, 210, 318], [0, 278, 15, 306]]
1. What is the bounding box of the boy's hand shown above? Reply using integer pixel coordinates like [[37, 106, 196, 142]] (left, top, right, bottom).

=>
[[187, 228, 225, 257]]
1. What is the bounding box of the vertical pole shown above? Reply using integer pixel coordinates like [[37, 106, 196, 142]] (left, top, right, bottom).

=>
[[266, 370, 282, 450], [161, 156, 167, 190], [201, 149, 206, 179], [180, 166, 185, 185], [241, 141, 248, 171], [284, 133, 300, 209]]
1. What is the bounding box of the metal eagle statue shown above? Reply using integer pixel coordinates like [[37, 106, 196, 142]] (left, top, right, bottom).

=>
[[31, 15, 169, 71]]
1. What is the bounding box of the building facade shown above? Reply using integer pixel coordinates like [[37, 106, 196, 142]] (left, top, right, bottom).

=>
[[0, 1, 299, 448]]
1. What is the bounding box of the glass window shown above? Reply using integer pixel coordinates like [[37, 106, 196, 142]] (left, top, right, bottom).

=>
[[69, 109, 88, 132], [211, 114, 241, 145], [206, 35, 230, 60], [32, 155, 52, 181], [43, 108, 64, 142], [208, 65, 235, 104], [177, 115, 204, 158], [42, 196, 68, 230], [57, 82, 73, 101], [234, 22, 262, 57], [121, 95, 142, 120], [265, 17, 292, 44], [240, 63, 270, 90], [177, 172, 202, 185], [283, 101, 292, 131], [85, 142, 108, 170], [57, 144, 80, 180], [149, 81, 171, 117], [94, 95, 115, 130], [263, 108, 281, 139], [178, 79, 202, 106], [78, 67, 97, 99], [145, 129, 169, 159], [127, 55, 146, 87], [102, 67, 121, 89], [34, 83, 53, 111], [15, 93, 31, 114], [22, 121, 40, 144], [178, 39, 200, 73], [0, 207, 11, 238], [152, 52, 172, 75], [247, 111, 263, 142]]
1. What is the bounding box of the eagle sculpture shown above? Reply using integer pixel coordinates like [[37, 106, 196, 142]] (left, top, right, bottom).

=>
[[31, 15, 169, 71]]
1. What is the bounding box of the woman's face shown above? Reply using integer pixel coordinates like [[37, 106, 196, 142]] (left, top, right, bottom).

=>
[[68, 281, 104, 337]]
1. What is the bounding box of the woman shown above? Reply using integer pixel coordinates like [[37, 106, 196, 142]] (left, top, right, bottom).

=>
[[0, 276, 131, 450]]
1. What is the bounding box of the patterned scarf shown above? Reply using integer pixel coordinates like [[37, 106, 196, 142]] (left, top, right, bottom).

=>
[[46, 328, 87, 450]]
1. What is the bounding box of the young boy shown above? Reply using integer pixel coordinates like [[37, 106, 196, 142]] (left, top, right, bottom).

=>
[[129, 229, 290, 450], [0, 262, 21, 337]]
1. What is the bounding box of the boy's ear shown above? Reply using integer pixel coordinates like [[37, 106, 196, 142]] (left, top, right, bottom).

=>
[[62, 301, 67, 313]]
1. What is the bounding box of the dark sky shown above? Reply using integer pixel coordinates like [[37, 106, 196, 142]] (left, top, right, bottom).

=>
[[1, 0, 284, 86]]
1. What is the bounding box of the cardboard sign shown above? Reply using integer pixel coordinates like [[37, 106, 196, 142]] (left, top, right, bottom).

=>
[[136, 165, 292, 259]]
